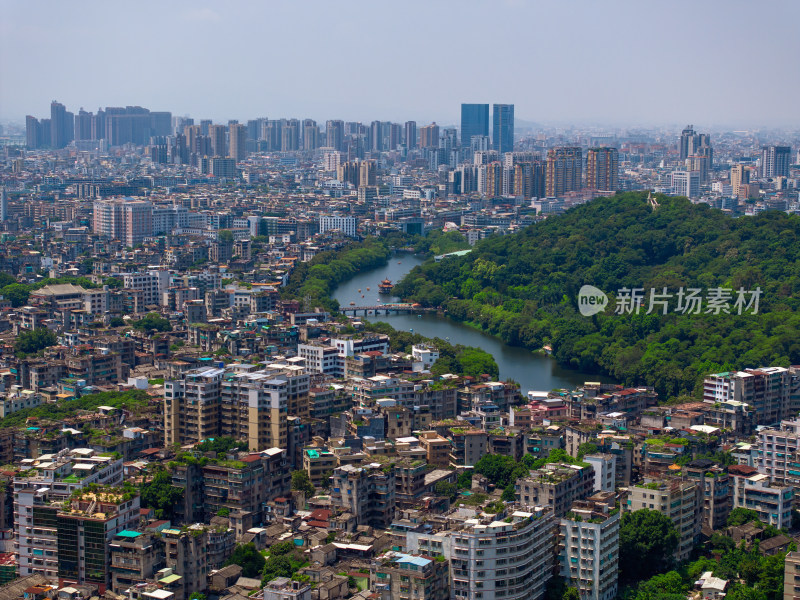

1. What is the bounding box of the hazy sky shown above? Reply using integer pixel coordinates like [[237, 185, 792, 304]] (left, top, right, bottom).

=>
[[2, 0, 799, 128]]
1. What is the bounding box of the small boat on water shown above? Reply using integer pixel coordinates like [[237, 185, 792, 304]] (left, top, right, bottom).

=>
[[378, 278, 394, 294], [358, 289, 361, 293], [366, 287, 370, 291], [349, 302, 355, 305]]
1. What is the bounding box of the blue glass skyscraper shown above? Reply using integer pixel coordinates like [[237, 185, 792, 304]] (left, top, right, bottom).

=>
[[460, 104, 489, 150], [492, 104, 514, 154]]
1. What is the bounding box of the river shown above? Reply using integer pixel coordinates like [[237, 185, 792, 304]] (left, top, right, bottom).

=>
[[332, 253, 614, 394]]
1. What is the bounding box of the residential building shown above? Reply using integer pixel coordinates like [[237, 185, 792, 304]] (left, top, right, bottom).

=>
[[319, 215, 358, 237], [761, 146, 792, 178], [584, 454, 616, 492], [407, 505, 556, 600], [671, 170, 700, 198], [109, 531, 165, 595], [370, 551, 449, 600], [586, 147, 619, 191], [546, 147, 582, 197], [757, 417, 800, 493], [330, 463, 395, 528], [784, 551, 800, 600], [559, 494, 620, 600], [14, 449, 124, 582], [516, 463, 595, 517], [729, 466, 793, 529], [420, 123, 440, 149], [448, 428, 487, 468], [263, 577, 312, 600], [703, 368, 800, 426], [35, 487, 140, 592], [683, 460, 731, 530], [626, 479, 702, 562], [93, 198, 153, 246]]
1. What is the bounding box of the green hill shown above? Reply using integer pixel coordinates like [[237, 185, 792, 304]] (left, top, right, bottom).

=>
[[394, 192, 800, 398]]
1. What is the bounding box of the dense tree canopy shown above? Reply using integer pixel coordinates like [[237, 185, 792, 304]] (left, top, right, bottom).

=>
[[14, 328, 57, 355], [619, 509, 679, 583], [393, 193, 800, 398], [291, 470, 315, 496], [133, 312, 172, 333], [140, 468, 184, 520], [224, 543, 266, 578], [282, 238, 393, 311]]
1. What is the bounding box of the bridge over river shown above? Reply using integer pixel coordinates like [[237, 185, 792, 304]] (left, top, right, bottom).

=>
[[339, 303, 438, 316]]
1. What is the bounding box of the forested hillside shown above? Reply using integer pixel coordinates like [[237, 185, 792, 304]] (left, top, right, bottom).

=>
[[394, 192, 800, 398]]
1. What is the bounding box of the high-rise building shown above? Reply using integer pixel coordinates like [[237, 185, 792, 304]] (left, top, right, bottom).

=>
[[50, 101, 73, 149], [93, 198, 153, 247], [546, 147, 583, 197], [516, 463, 595, 516], [229, 123, 247, 161], [281, 119, 300, 151], [460, 103, 489, 150], [407, 505, 557, 600], [359, 159, 377, 188], [485, 161, 503, 197], [419, 123, 439, 149], [703, 367, 800, 429], [199, 119, 212, 136], [319, 215, 358, 237], [586, 147, 619, 191], [0, 187, 7, 222], [786, 552, 800, 600], [74, 109, 93, 141], [670, 170, 700, 198], [761, 146, 792, 178], [302, 119, 319, 151], [25, 116, 41, 148], [679, 124, 696, 160], [14, 450, 125, 583], [330, 464, 395, 528], [731, 164, 751, 198], [627, 479, 702, 562], [404, 121, 417, 149], [559, 494, 620, 600], [326, 119, 344, 151], [370, 120, 383, 152], [492, 103, 514, 153], [370, 552, 450, 600], [209, 124, 227, 157]]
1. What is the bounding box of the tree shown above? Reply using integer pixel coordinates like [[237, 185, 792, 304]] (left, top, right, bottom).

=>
[[189, 594, 206, 600], [109, 316, 126, 327], [619, 509, 679, 583], [457, 471, 472, 489], [1, 283, 31, 307], [225, 543, 266, 578], [105, 277, 123, 289], [139, 468, 184, 520], [0, 273, 16, 288], [728, 508, 761, 527], [14, 328, 57, 355], [576, 443, 598, 460], [434, 481, 458, 501], [291, 470, 315, 497], [262, 555, 294, 584], [133, 312, 172, 333], [562, 587, 580, 600]]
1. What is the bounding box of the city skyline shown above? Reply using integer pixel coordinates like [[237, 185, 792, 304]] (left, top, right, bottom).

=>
[[1, 0, 799, 128]]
